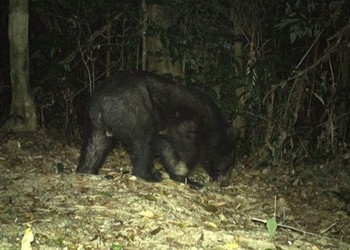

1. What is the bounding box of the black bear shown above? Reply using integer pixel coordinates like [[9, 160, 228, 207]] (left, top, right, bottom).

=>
[[77, 71, 237, 187]]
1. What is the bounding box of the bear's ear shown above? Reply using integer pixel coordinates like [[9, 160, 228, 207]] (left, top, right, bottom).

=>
[[227, 126, 239, 140]]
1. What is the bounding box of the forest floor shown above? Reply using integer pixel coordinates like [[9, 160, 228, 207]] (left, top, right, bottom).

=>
[[0, 130, 350, 250]]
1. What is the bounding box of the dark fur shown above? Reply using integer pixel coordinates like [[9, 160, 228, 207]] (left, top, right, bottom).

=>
[[77, 71, 237, 186]]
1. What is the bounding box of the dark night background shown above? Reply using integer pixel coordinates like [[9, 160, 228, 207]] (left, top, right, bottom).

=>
[[1, 0, 350, 163]]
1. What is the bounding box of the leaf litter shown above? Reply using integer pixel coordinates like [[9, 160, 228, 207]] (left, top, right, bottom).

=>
[[0, 130, 349, 249]]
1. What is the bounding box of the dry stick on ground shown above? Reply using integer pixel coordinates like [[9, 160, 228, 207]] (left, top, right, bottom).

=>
[[251, 217, 338, 238]]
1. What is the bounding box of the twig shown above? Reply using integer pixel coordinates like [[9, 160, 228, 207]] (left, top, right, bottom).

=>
[[280, 23, 350, 88], [59, 13, 123, 65], [320, 221, 338, 234], [251, 217, 322, 238], [295, 26, 325, 70], [273, 195, 277, 217]]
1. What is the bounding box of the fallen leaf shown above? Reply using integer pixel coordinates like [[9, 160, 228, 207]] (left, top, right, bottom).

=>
[[204, 221, 218, 228], [21, 227, 34, 250], [225, 242, 239, 249], [144, 194, 157, 201], [212, 201, 229, 207], [204, 204, 218, 213], [138, 210, 155, 218]]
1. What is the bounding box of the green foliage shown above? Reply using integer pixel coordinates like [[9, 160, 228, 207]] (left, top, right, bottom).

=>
[[54, 237, 63, 246], [234, 0, 350, 163], [275, 1, 321, 44], [143, 194, 157, 202], [56, 162, 65, 173], [266, 217, 278, 237], [112, 244, 123, 250]]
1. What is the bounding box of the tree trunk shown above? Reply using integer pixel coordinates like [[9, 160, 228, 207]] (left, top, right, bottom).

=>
[[146, 4, 182, 77], [233, 11, 246, 136], [141, 0, 147, 71], [5, 0, 37, 132], [337, 39, 350, 142]]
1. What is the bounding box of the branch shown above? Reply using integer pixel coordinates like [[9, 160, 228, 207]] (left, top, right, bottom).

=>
[[59, 13, 123, 65], [280, 23, 350, 87], [251, 217, 337, 238]]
